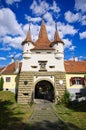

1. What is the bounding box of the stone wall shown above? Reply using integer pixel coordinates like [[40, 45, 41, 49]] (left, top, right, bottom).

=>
[[17, 71, 66, 104]]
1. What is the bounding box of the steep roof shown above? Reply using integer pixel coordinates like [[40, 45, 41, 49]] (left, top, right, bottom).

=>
[[0, 67, 5, 74], [32, 19, 54, 50], [65, 60, 86, 73], [50, 23, 64, 47], [22, 25, 33, 45], [0, 62, 22, 74]]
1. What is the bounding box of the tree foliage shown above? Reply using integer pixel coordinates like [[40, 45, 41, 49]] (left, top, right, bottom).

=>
[[0, 77, 4, 91], [61, 90, 71, 105]]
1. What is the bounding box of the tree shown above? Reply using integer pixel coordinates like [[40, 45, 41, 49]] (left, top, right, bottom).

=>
[[0, 77, 4, 91]]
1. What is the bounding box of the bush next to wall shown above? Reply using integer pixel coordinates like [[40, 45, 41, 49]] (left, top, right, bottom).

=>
[[0, 77, 4, 91], [61, 90, 71, 105]]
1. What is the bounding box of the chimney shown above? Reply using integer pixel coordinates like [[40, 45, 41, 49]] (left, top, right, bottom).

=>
[[11, 55, 14, 63], [73, 56, 78, 61], [14, 59, 19, 73]]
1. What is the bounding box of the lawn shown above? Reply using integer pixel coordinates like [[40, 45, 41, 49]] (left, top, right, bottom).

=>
[[56, 101, 86, 130], [0, 91, 33, 130], [0, 91, 86, 130]]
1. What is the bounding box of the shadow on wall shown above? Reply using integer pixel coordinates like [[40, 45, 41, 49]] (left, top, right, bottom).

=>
[[15, 74, 20, 101]]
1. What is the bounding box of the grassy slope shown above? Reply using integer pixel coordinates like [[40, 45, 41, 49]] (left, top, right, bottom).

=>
[[0, 91, 33, 130], [56, 102, 86, 130]]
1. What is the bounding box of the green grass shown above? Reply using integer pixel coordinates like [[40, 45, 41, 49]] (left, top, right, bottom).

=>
[[56, 101, 86, 130], [0, 91, 33, 130], [1, 91, 86, 130]]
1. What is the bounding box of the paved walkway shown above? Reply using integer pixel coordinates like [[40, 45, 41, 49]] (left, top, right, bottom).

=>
[[25, 99, 68, 130]]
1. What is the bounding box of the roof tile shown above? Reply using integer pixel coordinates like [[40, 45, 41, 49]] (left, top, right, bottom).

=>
[[65, 60, 86, 73]]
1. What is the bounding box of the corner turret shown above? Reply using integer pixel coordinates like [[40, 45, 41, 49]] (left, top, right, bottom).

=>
[[50, 22, 64, 60], [22, 24, 34, 59]]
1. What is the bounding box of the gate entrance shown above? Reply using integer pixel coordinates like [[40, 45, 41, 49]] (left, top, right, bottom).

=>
[[35, 80, 55, 102]]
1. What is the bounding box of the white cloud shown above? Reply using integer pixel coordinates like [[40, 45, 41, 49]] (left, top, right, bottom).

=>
[[1, 35, 23, 49], [15, 53, 22, 58], [81, 15, 86, 25], [0, 57, 6, 60], [0, 8, 23, 36], [50, 1, 60, 13], [65, 11, 81, 23], [79, 56, 86, 60], [0, 47, 11, 51], [25, 15, 41, 23], [75, 0, 86, 13], [68, 57, 74, 61], [69, 46, 76, 51], [44, 12, 54, 24], [65, 11, 86, 25], [57, 22, 77, 37], [30, 0, 49, 15], [30, 0, 60, 16], [63, 38, 72, 49], [0, 8, 25, 49], [79, 31, 86, 39], [6, 0, 21, 5]]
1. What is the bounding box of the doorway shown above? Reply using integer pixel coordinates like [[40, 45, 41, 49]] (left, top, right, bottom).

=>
[[35, 80, 55, 102]]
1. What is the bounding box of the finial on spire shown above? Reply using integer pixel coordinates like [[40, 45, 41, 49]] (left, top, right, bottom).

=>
[[42, 14, 45, 24], [55, 22, 57, 31]]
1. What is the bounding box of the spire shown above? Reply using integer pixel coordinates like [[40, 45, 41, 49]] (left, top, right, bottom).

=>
[[54, 22, 63, 42], [25, 24, 32, 42], [22, 24, 33, 45], [33, 18, 52, 50], [38, 17, 49, 40], [50, 22, 64, 47]]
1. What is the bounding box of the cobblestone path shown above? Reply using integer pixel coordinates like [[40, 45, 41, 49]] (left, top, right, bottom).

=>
[[25, 100, 69, 130]]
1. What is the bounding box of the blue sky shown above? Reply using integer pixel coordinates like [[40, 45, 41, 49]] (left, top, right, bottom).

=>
[[0, 0, 86, 67]]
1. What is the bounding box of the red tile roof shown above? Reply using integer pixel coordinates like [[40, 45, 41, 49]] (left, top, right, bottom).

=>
[[65, 60, 86, 73], [0, 67, 5, 73], [32, 19, 54, 50], [0, 62, 22, 74]]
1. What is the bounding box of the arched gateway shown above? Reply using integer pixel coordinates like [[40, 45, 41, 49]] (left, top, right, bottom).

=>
[[35, 80, 55, 102]]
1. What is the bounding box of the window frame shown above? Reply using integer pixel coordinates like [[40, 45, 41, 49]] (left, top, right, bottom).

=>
[[70, 77, 85, 86], [5, 77, 11, 82]]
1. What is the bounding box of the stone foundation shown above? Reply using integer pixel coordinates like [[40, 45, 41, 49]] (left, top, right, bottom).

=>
[[17, 71, 66, 104]]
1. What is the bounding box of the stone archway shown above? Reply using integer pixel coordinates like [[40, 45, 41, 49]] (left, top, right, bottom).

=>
[[35, 80, 55, 102]]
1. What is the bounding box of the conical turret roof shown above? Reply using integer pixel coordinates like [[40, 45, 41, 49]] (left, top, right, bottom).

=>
[[50, 23, 64, 47], [32, 19, 53, 50], [22, 24, 33, 45]]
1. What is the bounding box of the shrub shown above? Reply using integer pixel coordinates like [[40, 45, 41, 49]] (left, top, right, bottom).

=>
[[0, 77, 4, 91], [61, 90, 71, 105]]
